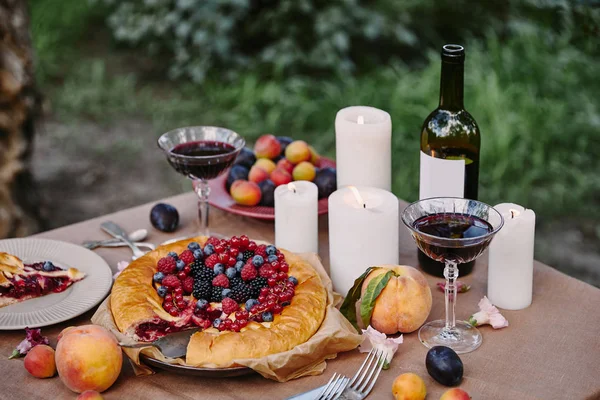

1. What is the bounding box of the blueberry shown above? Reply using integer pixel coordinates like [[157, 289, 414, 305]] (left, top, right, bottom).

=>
[[221, 288, 232, 298], [288, 276, 298, 286], [42, 261, 54, 272], [213, 318, 222, 328], [204, 244, 215, 256], [195, 299, 208, 310], [188, 242, 200, 251], [262, 312, 274, 322], [267, 254, 278, 263], [153, 272, 165, 283], [214, 263, 225, 275], [193, 249, 203, 260], [225, 267, 237, 279], [265, 245, 277, 256], [252, 255, 264, 267], [157, 286, 168, 297], [236, 252, 244, 261], [168, 252, 178, 260], [235, 260, 244, 273], [176, 260, 185, 271], [281, 301, 290, 307], [245, 299, 259, 310], [150, 203, 179, 232]]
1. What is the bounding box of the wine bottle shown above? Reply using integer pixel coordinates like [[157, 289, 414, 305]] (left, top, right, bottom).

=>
[[418, 44, 481, 277]]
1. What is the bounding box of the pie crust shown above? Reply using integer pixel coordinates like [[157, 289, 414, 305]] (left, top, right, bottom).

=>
[[111, 236, 327, 367]]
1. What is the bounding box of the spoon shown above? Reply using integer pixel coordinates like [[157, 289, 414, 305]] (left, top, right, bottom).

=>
[[119, 329, 198, 358]]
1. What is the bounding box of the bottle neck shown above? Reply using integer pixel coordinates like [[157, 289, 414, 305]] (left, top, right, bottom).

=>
[[438, 61, 464, 110]]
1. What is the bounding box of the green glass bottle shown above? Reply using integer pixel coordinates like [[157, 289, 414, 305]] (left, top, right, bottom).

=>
[[418, 44, 481, 277]]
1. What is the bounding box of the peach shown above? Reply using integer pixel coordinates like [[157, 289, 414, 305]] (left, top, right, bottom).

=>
[[440, 388, 471, 400], [77, 390, 104, 400], [284, 140, 311, 164], [270, 168, 293, 187], [392, 373, 427, 400], [254, 134, 281, 159], [276, 158, 295, 174], [254, 158, 277, 174], [230, 180, 262, 206], [55, 325, 122, 393], [308, 145, 321, 166], [24, 344, 56, 378], [292, 161, 316, 181], [248, 165, 269, 183], [359, 265, 432, 334]]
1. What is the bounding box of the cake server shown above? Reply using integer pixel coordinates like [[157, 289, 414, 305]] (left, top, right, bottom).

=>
[[101, 221, 147, 259], [83, 229, 148, 249], [119, 329, 199, 359]]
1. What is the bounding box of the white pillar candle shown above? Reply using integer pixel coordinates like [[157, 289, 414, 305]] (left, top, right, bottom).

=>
[[329, 186, 399, 295], [274, 181, 318, 254], [487, 203, 536, 310], [335, 106, 392, 191]]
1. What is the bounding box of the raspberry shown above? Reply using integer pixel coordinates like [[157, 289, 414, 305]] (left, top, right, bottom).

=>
[[162, 274, 181, 289], [241, 264, 258, 281], [221, 297, 238, 315], [182, 276, 194, 294], [254, 245, 268, 258], [212, 274, 230, 288], [206, 237, 221, 247], [259, 266, 275, 278], [179, 250, 195, 265], [205, 254, 219, 268], [157, 257, 177, 274]]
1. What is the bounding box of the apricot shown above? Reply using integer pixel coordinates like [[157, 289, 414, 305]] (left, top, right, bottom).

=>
[[308, 145, 321, 166], [392, 373, 427, 400], [292, 161, 316, 181], [254, 134, 281, 159], [248, 165, 270, 183], [276, 158, 295, 174], [440, 388, 471, 400], [24, 344, 56, 378], [284, 140, 311, 164], [230, 180, 262, 206], [359, 265, 432, 334], [254, 158, 277, 174], [77, 390, 104, 400], [55, 325, 122, 393], [270, 168, 293, 187]]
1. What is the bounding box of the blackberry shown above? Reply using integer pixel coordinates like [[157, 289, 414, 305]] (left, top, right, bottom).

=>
[[210, 285, 224, 302], [229, 284, 253, 303], [242, 250, 254, 262], [229, 276, 243, 288], [249, 277, 268, 297], [192, 261, 213, 281], [192, 279, 211, 300]]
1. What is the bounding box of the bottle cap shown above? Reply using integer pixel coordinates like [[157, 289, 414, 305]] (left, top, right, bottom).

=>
[[441, 44, 465, 63]]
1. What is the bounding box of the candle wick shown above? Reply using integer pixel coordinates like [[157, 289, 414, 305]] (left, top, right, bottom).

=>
[[293, 188, 297, 193], [511, 210, 515, 219], [363, 203, 366, 209]]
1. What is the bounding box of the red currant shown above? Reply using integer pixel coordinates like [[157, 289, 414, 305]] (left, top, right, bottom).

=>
[[214, 244, 224, 254], [231, 322, 241, 332], [229, 236, 240, 248], [273, 304, 283, 314], [165, 294, 173, 302], [248, 242, 257, 251], [273, 286, 283, 294], [218, 253, 229, 263], [260, 287, 270, 296], [236, 310, 249, 320], [227, 257, 236, 267], [175, 293, 184, 301], [224, 319, 233, 328], [276, 272, 286, 281], [229, 247, 239, 258], [267, 299, 277, 308], [270, 261, 280, 270], [174, 287, 183, 296], [169, 309, 179, 316], [268, 277, 277, 287], [183, 265, 191, 275], [280, 263, 289, 272], [277, 254, 285, 262], [267, 294, 278, 303], [258, 295, 267, 303], [280, 292, 292, 302], [218, 323, 227, 331], [237, 319, 248, 328], [177, 271, 187, 280], [240, 235, 249, 249], [176, 301, 187, 309]]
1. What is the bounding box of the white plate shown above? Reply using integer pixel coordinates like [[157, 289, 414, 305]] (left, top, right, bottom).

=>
[[0, 238, 113, 330]]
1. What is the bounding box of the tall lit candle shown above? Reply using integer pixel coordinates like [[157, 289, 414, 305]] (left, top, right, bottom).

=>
[[335, 106, 392, 191], [275, 181, 318, 254], [329, 186, 399, 295], [487, 203, 536, 310]]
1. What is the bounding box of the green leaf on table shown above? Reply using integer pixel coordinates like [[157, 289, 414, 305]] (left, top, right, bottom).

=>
[[360, 270, 395, 327], [340, 266, 379, 330]]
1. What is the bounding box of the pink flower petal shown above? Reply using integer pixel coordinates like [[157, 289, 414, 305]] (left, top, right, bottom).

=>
[[469, 296, 508, 329]]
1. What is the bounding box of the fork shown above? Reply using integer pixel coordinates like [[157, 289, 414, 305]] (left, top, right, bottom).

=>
[[339, 349, 386, 400], [313, 372, 349, 400]]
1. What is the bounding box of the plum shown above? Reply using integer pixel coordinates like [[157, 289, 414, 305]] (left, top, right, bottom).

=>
[[226, 165, 249, 191], [314, 167, 337, 199], [276, 136, 293, 155], [425, 346, 463, 386], [150, 203, 179, 232], [258, 179, 276, 207], [234, 148, 256, 169]]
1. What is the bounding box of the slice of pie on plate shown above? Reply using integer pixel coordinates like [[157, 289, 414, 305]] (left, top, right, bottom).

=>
[[111, 235, 327, 368], [0, 252, 86, 308]]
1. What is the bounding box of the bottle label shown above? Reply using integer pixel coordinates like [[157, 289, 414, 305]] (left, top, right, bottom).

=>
[[419, 151, 465, 199]]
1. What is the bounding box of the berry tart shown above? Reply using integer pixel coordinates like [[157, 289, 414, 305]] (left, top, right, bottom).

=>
[[111, 235, 327, 367], [0, 252, 86, 308]]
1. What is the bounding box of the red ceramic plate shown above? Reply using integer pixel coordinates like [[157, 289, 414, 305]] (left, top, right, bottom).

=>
[[206, 157, 335, 220]]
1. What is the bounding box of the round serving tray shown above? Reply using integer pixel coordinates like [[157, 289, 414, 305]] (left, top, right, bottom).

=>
[[140, 354, 254, 377], [207, 157, 335, 220]]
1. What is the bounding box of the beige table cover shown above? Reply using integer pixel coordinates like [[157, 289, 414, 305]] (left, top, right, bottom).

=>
[[0, 192, 598, 400]]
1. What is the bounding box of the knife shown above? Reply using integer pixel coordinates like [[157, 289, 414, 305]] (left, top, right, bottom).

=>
[[101, 221, 147, 259], [119, 329, 198, 358], [285, 385, 327, 400]]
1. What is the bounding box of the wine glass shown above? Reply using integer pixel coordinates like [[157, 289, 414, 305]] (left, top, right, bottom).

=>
[[401, 197, 503, 354], [158, 126, 245, 237]]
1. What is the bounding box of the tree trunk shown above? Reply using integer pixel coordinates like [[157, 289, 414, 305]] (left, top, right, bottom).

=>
[[0, 0, 43, 237]]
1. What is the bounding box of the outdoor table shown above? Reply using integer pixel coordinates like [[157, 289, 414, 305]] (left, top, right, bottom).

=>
[[1, 192, 598, 400]]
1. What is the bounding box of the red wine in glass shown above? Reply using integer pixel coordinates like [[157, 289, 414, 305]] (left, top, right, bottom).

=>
[[413, 213, 493, 264], [168, 141, 238, 180]]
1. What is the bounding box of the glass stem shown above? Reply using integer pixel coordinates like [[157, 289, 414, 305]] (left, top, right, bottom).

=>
[[444, 260, 458, 330], [194, 179, 210, 237]]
